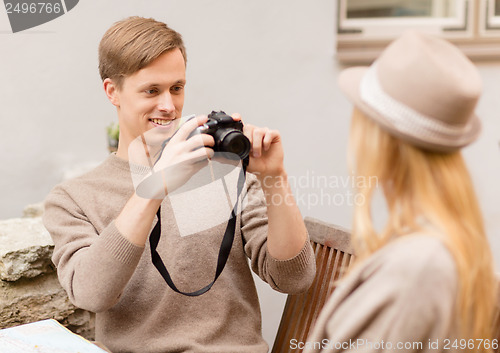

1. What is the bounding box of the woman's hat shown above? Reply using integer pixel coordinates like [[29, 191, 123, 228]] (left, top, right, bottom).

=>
[[339, 30, 482, 152]]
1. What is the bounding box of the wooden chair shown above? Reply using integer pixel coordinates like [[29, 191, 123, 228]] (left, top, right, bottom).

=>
[[271, 217, 354, 353]]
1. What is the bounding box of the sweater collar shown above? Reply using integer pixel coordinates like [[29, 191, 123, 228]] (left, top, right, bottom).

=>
[[107, 153, 151, 176]]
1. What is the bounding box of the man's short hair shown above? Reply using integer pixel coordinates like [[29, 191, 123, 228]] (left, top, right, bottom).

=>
[[98, 16, 187, 89]]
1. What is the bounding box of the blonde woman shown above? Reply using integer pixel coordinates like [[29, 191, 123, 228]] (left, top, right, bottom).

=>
[[304, 31, 497, 353]]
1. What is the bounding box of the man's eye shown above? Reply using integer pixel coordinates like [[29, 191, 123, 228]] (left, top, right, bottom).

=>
[[145, 88, 158, 95], [172, 86, 184, 93]]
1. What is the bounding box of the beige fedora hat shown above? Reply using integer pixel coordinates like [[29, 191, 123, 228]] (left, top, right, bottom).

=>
[[339, 30, 481, 152]]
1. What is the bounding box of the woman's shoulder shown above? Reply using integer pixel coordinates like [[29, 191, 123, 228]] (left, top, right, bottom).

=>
[[356, 233, 458, 298], [383, 233, 455, 272]]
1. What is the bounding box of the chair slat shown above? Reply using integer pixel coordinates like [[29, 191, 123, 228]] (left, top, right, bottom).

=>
[[303, 245, 336, 341], [288, 244, 328, 344], [271, 218, 353, 353]]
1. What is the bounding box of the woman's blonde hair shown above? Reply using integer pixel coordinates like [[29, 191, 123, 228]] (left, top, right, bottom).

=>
[[349, 107, 497, 348]]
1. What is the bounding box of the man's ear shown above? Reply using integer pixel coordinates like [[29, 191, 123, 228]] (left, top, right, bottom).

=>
[[103, 78, 120, 107]]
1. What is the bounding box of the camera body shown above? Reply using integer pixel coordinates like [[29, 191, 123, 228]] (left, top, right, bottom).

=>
[[191, 111, 251, 160]]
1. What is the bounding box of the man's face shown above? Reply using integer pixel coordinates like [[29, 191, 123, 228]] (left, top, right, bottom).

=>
[[110, 48, 186, 150]]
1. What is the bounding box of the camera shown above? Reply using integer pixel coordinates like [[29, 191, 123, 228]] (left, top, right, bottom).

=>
[[190, 111, 251, 160]]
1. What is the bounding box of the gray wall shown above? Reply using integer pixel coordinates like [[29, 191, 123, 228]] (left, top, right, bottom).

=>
[[1, 0, 499, 348]]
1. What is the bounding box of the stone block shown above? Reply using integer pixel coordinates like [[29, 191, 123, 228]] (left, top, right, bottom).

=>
[[0, 217, 54, 281], [0, 211, 95, 340], [0, 272, 95, 340]]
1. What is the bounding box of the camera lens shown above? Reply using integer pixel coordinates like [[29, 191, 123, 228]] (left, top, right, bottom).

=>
[[218, 130, 251, 159]]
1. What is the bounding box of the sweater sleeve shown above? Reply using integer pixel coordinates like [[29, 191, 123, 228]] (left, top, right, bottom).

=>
[[43, 185, 144, 313], [240, 173, 316, 294], [305, 237, 458, 353]]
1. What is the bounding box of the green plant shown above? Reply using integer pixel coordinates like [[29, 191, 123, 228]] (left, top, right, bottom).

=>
[[106, 122, 120, 141]]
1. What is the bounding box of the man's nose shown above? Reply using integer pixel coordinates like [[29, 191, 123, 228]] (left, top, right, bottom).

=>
[[157, 92, 175, 112]]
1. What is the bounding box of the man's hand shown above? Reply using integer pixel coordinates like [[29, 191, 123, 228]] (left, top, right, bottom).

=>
[[133, 115, 215, 199], [231, 113, 285, 179], [154, 115, 214, 172]]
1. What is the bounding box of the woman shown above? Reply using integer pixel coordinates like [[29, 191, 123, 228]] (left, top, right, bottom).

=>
[[304, 31, 497, 353]]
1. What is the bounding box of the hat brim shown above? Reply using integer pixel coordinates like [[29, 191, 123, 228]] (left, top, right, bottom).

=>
[[338, 67, 481, 153]]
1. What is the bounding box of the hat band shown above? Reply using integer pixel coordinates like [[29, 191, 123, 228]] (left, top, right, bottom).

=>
[[359, 63, 473, 143]]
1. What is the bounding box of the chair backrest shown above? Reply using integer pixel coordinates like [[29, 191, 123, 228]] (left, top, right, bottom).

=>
[[271, 217, 354, 353]]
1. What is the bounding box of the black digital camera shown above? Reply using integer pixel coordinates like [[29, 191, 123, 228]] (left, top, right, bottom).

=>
[[190, 111, 251, 160]]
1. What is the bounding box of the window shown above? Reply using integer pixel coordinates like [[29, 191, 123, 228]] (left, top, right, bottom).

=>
[[337, 0, 500, 63], [484, 0, 500, 32]]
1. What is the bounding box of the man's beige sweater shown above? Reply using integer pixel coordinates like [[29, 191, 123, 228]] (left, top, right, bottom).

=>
[[43, 154, 316, 353]]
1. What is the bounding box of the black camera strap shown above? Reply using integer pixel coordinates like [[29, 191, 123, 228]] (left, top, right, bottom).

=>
[[148, 162, 247, 296]]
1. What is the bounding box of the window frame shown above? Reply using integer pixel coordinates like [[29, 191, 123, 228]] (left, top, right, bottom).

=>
[[339, 0, 469, 36], [336, 0, 500, 64], [483, 0, 500, 33]]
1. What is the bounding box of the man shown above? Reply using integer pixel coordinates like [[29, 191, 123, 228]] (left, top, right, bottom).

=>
[[43, 16, 315, 353]]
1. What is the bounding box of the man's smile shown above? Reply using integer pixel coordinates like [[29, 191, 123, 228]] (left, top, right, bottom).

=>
[[149, 118, 176, 127]]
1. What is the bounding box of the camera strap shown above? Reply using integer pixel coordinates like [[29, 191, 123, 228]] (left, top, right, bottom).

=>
[[148, 162, 247, 296]]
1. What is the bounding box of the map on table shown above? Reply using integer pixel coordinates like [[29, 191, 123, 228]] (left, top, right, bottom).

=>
[[0, 319, 107, 353]]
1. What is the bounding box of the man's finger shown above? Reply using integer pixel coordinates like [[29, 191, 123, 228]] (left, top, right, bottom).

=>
[[252, 128, 268, 158], [231, 113, 242, 122], [172, 115, 208, 142], [243, 124, 254, 144], [185, 133, 215, 151], [263, 130, 279, 151], [188, 147, 214, 163]]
